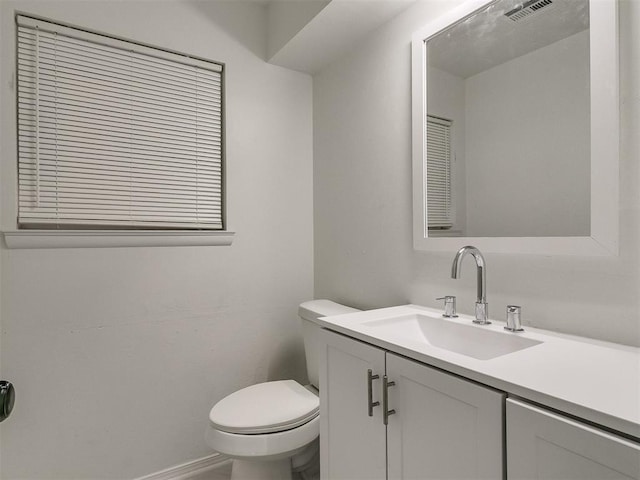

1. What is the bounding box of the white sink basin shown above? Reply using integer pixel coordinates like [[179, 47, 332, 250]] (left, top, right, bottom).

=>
[[361, 313, 542, 360]]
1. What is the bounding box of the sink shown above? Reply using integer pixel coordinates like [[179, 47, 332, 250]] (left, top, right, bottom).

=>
[[361, 313, 542, 360]]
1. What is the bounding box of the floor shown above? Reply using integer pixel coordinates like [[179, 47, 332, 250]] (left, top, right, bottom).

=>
[[188, 460, 317, 480], [188, 461, 232, 480]]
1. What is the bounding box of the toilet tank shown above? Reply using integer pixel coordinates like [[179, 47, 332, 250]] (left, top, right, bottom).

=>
[[298, 300, 360, 389]]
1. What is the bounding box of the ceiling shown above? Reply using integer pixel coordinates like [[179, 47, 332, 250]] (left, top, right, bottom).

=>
[[427, 0, 589, 78], [266, 0, 416, 73]]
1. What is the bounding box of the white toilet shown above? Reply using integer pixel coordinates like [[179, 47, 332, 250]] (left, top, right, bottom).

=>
[[205, 300, 359, 479]]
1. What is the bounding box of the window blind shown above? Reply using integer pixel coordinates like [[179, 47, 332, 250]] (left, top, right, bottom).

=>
[[426, 116, 452, 229], [16, 15, 224, 230]]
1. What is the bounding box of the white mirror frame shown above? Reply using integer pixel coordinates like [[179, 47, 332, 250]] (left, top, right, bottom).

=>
[[411, 0, 619, 256]]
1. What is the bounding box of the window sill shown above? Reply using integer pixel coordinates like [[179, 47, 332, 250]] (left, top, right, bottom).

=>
[[427, 229, 464, 237], [2, 230, 235, 249]]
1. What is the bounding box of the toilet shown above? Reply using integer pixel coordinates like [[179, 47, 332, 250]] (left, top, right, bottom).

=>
[[205, 300, 359, 479]]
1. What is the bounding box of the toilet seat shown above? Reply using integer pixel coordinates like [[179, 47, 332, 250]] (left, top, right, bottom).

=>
[[209, 380, 319, 435], [206, 415, 320, 461]]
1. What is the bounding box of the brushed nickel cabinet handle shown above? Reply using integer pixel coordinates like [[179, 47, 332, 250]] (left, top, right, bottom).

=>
[[383, 375, 396, 425], [367, 369, 380, 416]]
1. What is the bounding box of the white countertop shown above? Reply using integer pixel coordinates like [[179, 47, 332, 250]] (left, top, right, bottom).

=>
[[315, 304, 640, 440]]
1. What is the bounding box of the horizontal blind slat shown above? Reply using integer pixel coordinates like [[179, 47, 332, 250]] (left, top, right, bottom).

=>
[[20, 165, 222, 186], [33, 128, 221, 156], [21, 98, 221, 130], [17, 23, 222, 74], [20, 135, 222, 158], [20, 202, 222, 214], [20, 193, 221, 208], [20, 208, 222, 219], [19, 186, 221, 201], [28, 35, 219, 84], [19, 147, 221, 172], [20, 215, 223, 226], [20, 171, 222, 191], [19, 143, 221, 167], [17, 49, 222, 92], [31, 113, 221, 142], [19, 179, 222, 197], [23, 119, 221, 146], [18, 218, 223, 230], [23, 154, 221, 176], [19, 103, 222, 132], [34, 86, 221, 119]]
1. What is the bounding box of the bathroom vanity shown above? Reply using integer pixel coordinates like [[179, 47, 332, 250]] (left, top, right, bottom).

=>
[[316, 306, 640, 479]]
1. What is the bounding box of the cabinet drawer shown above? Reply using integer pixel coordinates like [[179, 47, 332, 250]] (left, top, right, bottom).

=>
[[507, 398, 640, 479]]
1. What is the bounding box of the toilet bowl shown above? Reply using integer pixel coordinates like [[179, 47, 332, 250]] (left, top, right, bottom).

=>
[[205, 300, 359, 479]]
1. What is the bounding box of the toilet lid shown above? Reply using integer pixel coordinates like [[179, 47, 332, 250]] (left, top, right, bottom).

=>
[[209, 380, 319, 434]]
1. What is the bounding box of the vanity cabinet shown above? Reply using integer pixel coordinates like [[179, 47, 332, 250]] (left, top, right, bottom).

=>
[[506, 399, 640, 480], [319, 329, 505, 479]]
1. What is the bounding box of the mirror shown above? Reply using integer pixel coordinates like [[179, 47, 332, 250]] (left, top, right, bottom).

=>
[[411, 0, 619, 255], [427, 0, 590, 238]]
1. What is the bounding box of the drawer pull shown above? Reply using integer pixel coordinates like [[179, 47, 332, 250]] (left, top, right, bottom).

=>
[[367, 369, 380, 416], [383, 375, 396, 425]]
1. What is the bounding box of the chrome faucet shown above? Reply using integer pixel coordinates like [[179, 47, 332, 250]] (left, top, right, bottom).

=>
[[451, 246, 490, 325]]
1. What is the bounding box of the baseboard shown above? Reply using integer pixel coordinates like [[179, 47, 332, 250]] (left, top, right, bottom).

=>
[[135, 453, 231, 480]]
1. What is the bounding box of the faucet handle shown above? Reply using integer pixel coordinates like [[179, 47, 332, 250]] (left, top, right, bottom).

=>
[[504, 305, 524, 332], [436, 296, 458, 318]]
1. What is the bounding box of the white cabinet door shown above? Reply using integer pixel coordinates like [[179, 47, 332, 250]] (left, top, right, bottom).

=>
[[386, 353, 505, 480], [507, 398, 640, 479], [320, 330, 387, 480]]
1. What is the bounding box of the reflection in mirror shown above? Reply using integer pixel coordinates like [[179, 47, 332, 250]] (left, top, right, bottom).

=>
[[425, 0, 590, 238]]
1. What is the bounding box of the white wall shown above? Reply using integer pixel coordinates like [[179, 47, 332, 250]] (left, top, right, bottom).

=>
[[465, 30, 590, 237], [314, 0, 639, 347], [0, 1, 314, 478]]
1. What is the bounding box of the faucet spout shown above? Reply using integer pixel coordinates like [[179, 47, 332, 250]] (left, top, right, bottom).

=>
[[451, 246, 489, 324]]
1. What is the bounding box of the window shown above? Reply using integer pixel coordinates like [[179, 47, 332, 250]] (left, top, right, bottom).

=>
[[16, 15, 224, 231], [425, 115, 452, 229]]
